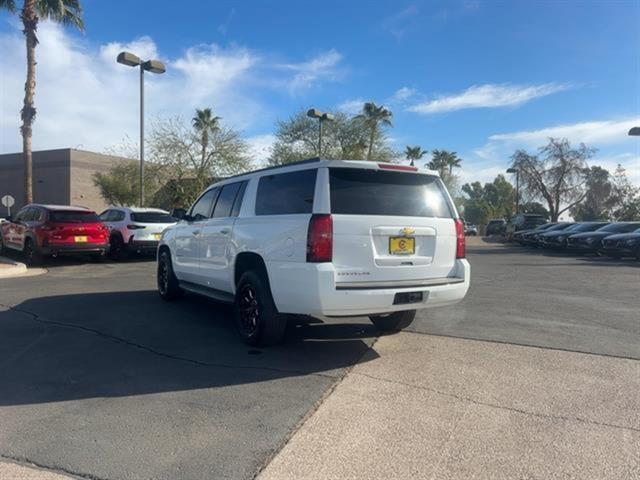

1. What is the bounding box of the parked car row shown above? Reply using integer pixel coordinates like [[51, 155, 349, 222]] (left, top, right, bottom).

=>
[[512, 221, 640, 259], [0, 204, 176, 265]]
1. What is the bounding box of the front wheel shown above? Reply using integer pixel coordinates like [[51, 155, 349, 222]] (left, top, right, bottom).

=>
[[369, 310, 416, 332], [157, 251, 182, 300], [23, 239, 43, 267], [235, 270, 286, 346]]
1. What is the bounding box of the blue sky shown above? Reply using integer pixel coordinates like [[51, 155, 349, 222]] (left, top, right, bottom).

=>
[[1, 0, 638, 184]]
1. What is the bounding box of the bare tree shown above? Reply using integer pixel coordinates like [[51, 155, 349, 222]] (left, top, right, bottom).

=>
[[268, 110, 395, 166], [510, 138, 594, 221], [148, 115, 252, 206]]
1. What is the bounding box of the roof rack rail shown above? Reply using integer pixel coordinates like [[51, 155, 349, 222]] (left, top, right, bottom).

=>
[[224, 157, 321, 181]]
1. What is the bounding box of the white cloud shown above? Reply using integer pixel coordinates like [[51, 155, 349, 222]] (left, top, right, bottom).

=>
[[0, 22, 263, 153], [282, 49, 343, 93], [172, 43, 256, 106], [391, 86, 417, 102], [408, 82, 572, 114], [246, 133, 275, 167], [467, 117, 640, 186], [489, 118, 639, 146], [336, 98, 365, 115], [0, 22, 343, 155]]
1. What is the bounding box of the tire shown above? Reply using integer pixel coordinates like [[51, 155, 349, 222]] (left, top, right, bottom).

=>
[[235, 270, 287, 346], [109, 233, 127, 260], [369, 309, 416, 332], [23, 238, 42, 267], [157, 251, 182, 301]]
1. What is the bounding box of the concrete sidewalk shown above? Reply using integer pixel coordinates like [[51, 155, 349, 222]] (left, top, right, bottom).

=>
[[0, 256, 45, 278], [0, 461, 72, 480], [259, 332, 639, 480], [0, 256, 27, 278]]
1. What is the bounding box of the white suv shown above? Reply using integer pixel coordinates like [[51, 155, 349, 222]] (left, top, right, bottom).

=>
[[100, 207, 176, 258], [157, 159, 470, 345]]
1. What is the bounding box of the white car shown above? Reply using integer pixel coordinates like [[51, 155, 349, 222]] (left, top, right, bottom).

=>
[[157, 159, 470, 346], [99, 207, 176, 257]]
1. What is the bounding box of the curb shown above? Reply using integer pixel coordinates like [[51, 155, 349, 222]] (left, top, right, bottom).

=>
[[0, 256, 28, 278]]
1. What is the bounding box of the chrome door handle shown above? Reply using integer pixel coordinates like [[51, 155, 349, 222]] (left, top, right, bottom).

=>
[[220, 228, 230, 235], [192, 229, 200, 236]]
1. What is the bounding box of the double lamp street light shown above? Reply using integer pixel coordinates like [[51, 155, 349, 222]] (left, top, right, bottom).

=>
[[307, 108, 334, 157], [117, 51, 166, 207]]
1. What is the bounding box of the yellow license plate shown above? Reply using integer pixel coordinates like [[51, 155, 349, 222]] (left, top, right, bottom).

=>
[[75, 235, 88, 243], [389, 236, 415, 255], [153, 233, 162, 240]]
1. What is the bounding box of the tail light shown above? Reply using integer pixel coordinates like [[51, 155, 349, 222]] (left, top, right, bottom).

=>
[[307, 214, 333, 262], [378, 163, 418, 172], [454, 218, 465, 259], [127, 224, 145, 230]]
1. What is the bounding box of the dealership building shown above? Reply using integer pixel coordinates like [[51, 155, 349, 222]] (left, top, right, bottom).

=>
[[0, 148, 131, 215]]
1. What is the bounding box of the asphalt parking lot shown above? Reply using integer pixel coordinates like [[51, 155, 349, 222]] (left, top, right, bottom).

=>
[[0, 241, 638, 479]]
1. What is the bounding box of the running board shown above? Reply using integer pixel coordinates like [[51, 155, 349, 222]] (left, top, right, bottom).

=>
[[179, 281, 234, 303]]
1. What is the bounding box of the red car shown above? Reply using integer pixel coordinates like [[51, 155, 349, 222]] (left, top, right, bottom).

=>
[[0, 204, 109, 265]]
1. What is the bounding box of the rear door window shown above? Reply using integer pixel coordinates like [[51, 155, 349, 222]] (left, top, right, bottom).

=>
[[212, 182, 243, 218], [230, 181, 248, 217], [329, 168, 453, 218], [256, 169, 317, 215], [189, 188, 220, 221]]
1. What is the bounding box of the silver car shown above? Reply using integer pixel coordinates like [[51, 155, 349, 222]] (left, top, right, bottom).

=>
[[99, 207, 176, 258]]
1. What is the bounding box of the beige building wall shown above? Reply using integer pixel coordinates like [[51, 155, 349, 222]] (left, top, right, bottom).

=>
[[0, 148, 132, 215], [69, 150, 133, 213], [0, 149, 70, 214]]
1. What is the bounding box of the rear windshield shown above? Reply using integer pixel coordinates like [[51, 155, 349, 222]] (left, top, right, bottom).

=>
[[130, 212, 175, 223], [50, 211, 100, 223], [329, 168, 453, 218]]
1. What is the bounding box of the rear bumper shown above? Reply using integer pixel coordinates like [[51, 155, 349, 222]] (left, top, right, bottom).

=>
[[267, 259, 470, 317], [41, 242, 108, 256], [128, 239, 159, 251]]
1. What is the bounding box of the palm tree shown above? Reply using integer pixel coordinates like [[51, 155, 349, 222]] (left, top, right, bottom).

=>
[[356, 102, 393, 160], [1, 0, 84, 205], [427, 149, 462, 176], [404, 145, 427, 166], [192, 107, 221, 164]]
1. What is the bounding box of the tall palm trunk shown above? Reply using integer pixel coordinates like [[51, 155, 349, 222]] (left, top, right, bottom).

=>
[[367, 127, 375, 160], [21, 0, 38, 205]]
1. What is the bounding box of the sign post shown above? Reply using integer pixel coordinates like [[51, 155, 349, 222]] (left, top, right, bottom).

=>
[[1, 195, 15, 217]]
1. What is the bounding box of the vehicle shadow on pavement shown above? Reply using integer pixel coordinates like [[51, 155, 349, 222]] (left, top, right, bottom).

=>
[[0, 290, 379, 406]]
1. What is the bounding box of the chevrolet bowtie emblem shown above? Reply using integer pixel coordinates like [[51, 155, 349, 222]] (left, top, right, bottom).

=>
[[401, 227, 415, 236]]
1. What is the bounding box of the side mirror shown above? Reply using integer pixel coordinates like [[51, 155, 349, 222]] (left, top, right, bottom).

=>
[[171, 208, 187, 220]]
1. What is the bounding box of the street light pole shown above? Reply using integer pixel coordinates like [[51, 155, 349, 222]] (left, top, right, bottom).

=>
[[139, 65, 145, 208], [117, 52, 166, 207], [507, 167, 519, 214], [307, 108, 334, 157]]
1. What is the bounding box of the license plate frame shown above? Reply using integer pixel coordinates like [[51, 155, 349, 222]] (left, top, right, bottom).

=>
[[74, 235, 88, 243], [389, 236, 415, 255]]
